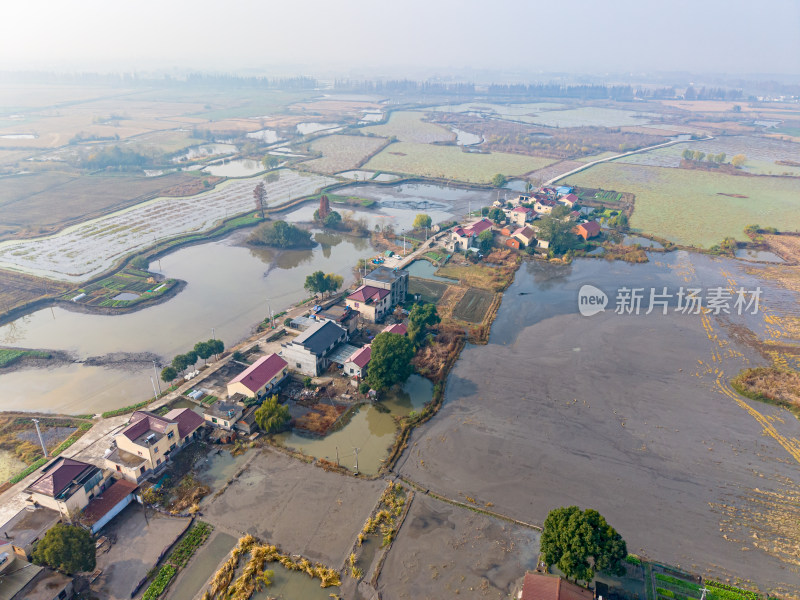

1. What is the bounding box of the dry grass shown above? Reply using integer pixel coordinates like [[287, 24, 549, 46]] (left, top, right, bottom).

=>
[[436, 260, 517, 292], [0, 268, 72, 317], [294, 404, 348, 435], [362, 111, 453, 144], [765, 234, 800, 264], [412, 325, 466, 382], [731, 367, 800, 409]]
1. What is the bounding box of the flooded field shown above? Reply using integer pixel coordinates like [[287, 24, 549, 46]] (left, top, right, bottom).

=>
[[405, 260, 457, 282], [274, 374, 433, 475], [203, 158, 265, 177], [0, 230, 369, 414], [399, 252, 800, 595]]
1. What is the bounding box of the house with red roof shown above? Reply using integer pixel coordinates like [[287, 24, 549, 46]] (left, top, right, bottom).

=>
[[513, 226, 537, 248], [574, 220, 602, 240], [446, 218, 494, 252], [227, 353, 288, 399], [25, 457, 105, 515], [105, 409, 205, 483], [559, 193, 579, 208], [534, 198, 558, 214], [80, 478, 139, 534], [510, 206, 534, 226], [519, 572, 593, 600], [346, 284, 392, 322], [382, 322, 407, 336], [343, 345, 371, 378]]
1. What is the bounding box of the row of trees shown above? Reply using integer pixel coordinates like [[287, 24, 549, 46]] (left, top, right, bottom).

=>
[[161, 339, 224, 382], [681, 150, 746, 167], [304, 271, 343, 298]]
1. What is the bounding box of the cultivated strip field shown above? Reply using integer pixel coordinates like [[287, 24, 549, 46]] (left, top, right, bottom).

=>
[[0, 169, 335, 281], [364, 142, 555, 183], [561, 162, 800, 247]]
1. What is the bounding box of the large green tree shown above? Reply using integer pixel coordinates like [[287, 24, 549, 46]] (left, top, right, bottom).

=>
[[413, 214, 432, 229], [304, 271, 343, 297], [194, 341, 213, 365], [366, 332, 415, 391], [476, 230, 494, 254], [538, 211, 579, 255], [540, 506, 627, 583], [161, 366, 177, 383], [31, 524, 96, 575], [491, 173, 507, 188], [407, 303, 440, 348], [254, 395, 291, 433], [253, 181, 267, 219], [248, 220, 313, 249]]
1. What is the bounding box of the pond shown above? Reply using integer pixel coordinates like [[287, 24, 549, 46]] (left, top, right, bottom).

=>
[[623, 235, 663, 249], [0, 230, 370, 414], [296, 122, 342, 135], [203, 159, 265, 178], [195, 448, 252, 490], [172, 143, 237, 163], [273, 374, 433, 475], [734, 248, 784, 263], [449, 127, 483, 146], [245, 129, 282, 143], [112, 292, 140, 301], [249, 562, 339, 600], [405, 260, 458, 283]]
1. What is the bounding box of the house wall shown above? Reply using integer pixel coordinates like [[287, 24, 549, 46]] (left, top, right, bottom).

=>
[[30, 471, 105, 515], [344, 361, 364, 378], [204, 414, 236, 430], [363, 273, 408, 307], [282, 344, 322, 376], [115, 423, 180, 472], [226, 367, 288, 399], [105, 460, 144, 484], [505, 238, 521, 249], [509, 212, 528, 226]]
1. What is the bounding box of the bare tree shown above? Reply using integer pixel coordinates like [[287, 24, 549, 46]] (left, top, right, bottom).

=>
[[253, 182, 266, 218]]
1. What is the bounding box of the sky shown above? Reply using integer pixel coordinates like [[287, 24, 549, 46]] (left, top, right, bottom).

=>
[[3, 0, 799, 77]]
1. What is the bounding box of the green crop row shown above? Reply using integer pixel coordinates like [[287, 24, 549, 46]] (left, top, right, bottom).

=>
[[142, 565, 176, 600], [101, 400, 150, 419], [706, 581, 760, 600], [168, 522, 213, 567]]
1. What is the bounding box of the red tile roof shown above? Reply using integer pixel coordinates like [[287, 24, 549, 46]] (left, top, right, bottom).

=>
[[162, 407, 205, 439], [383, 323, 407, 335], [346, 345, 371, 369], [466, 218, 493, 236], [122, 411, 172, 442], [453, 226, 468, 237], [576, 221, 601, 238], [521, 573, 594, 600], [517, 226, 536, 239], [537, 198, 558, 207], [512, 206, 532, 213], [348, 285, 390, 303], [562, 193, 579, 203], [228, 353, 288, 394], [81, 479, 138, 526], [26, 458, 96, 498]]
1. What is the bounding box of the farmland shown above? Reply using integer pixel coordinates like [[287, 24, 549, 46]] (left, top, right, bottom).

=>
[[0, 169, 335, 281], [364, 142, 555, 183], [300, 134, 388, 174], [561, 162, 800, 247], [0, 171, 203, 241], [362, 110, 454, 143]]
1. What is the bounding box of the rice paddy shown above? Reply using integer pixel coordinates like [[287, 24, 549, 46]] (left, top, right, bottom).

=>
[[364, 142, 555, 183], [361, 111, 454, 143], [301, 134, 387, 174], [561, 162, 800, 247]]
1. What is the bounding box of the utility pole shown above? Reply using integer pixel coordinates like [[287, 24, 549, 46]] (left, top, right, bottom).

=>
[[150, 376, 158, 404], [270, 307, 275, 329], [152, 360, 161, 395], [335, 446, 339, 467], [353, 447, 360, 475], [32, 419, 47, 458]]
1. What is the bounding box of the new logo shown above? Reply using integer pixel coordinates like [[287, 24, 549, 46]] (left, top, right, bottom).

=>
[[578, 284, 608, 316]]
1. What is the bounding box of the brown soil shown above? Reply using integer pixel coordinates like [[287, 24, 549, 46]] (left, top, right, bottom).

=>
[[412, 325, 466, 382], [764, 233, 800, 264], [388, 152, 407, 156], [0, 269, 72, 318], [680, 159, 751, 176], [160, 176, 224, 197], [717, 193, 749, 198], [776, 160, 800, 167]]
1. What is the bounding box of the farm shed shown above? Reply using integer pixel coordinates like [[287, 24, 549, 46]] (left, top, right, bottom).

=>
[[81, 479, 138, 534]]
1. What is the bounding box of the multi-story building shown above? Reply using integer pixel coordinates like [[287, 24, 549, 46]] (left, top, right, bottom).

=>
[[24, 457, 105, 517], [363, 266, 409, 307], [280, 319, 348, 376]]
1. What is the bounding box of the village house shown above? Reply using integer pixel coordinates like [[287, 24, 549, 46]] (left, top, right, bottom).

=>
[[280, 319, 348, 376], [0, 554, 74, 600], [445, 218, 494, 252], [534, 198, 558, 214], [0, 507, 61, 560], [343, 344, 371, 378], [105, 409, 204, 483], [574, 220, 602, 240], [346, 285, 391, 322], [556, 185, 574, 197], [24, 457, 105, 517], [509, 194, 531, 207], [559, 193, 578, 208], [226, 353, 288, 400], [79, 478, 139, 534], [509, 206, 534, 226], [513, 226, 537, 248], [382, 322, 407, 336], [318, 304, 359, 334], [505, 237, 522, 250], [363, 266, 409, 307], [204, 402, 243, 431], [518, 572, 593, 600]]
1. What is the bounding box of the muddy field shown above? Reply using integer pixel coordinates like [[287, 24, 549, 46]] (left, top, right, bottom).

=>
[[452, 288, 494, 323], [201, 448, 385, 568], [398, 254, 800, 596], [409, 277, 449, 304], [377, 493, 539, 599]]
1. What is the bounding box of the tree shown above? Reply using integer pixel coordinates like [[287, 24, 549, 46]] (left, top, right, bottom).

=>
[[160, 366, 177, 383], [681, 149, 693, 160], [487, 207, 505, 224], [491, 173, 507, 188], [324, 273, 343, 296], [184, 350, 198, 371], [715, 153, 726, 163], [366, 332, 415, 391], [248, 220, 313, 248], [261, 155, 280, 170], [407, 303, 440, 347], [253, 182, 266, 219], [209, 339, 224, 359], [304, 270, 327, 297], [413, 214, 432, 230], [540, 506, 627, 583], [692, 150, 705, 162], [323, 210, 342, 228], [130, 255, 149, 270], [538, 214, 579, 255], [731, 154, 746, 167], [254, 395, 290, 433], [194, 341, 212, 365], [31, 524, 96, 575], [172, 354, 190, 374], [476, 229, 494, 254]]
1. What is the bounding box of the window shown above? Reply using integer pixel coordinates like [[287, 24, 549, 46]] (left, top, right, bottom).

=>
[[169, 443, 176, 451], [137, 451, 143, 456], [156, 458, 161, 466], [140, 466, 145, 475], [116, 465, 121, 472], [212, 417, 218, 423], [153, 447, 159, 453], [296, 363, 301, 369], [167, 431, 174, 439]]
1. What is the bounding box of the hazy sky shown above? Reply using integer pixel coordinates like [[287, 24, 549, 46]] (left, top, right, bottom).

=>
[[4, 0, 799, 76]]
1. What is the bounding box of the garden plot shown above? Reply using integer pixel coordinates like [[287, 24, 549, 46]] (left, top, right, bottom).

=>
[[0, 169, 335, 282], [452, 288, 494, 323]]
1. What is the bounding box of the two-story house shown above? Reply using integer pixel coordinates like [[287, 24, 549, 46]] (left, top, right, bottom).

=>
[[280, 319, 348, 376], [24, 457, 105, 517], [363, 266, 409, 307], [345, 285, 391, 323], [105, 409, 204, 483]]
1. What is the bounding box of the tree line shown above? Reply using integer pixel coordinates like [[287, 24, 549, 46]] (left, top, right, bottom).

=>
[[161, 339, 224, 382]]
